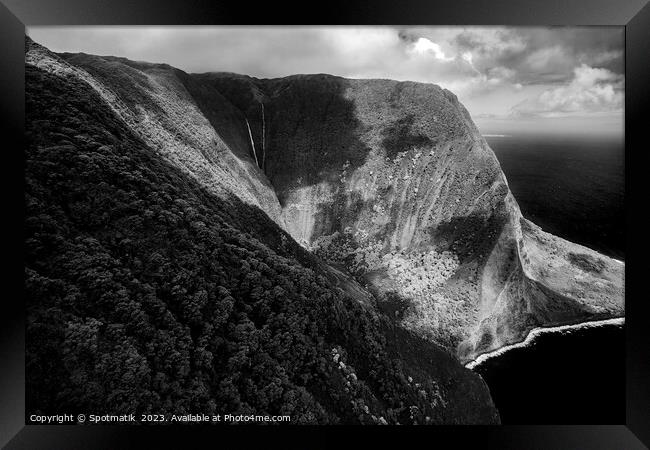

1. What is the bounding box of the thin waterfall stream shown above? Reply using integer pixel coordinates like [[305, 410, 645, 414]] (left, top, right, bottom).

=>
[[261, 103, 266, 171], [245, 118, 260, 168]]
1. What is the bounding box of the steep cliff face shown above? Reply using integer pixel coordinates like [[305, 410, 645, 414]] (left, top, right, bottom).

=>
[[26, 38, 501, 424], [26, 37, 624, 370], [204, 73, 624, 362]]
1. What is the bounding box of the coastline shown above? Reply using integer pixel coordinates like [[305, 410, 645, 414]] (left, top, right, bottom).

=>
[[465, 317, 625, 370]]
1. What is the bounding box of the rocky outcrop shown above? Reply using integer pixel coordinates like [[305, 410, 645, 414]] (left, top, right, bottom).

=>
[[26, 37, 624, 365]]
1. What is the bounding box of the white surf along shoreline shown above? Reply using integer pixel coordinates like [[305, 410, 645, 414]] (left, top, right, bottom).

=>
[[465, 317, 625, 370]]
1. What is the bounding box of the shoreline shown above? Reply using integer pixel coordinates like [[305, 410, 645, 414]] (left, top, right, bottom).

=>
[[465, 317, 625, 370]]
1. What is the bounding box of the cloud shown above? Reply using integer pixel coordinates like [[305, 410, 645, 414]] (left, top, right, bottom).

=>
[[27, 26, 624, 123], [510, 64, 623, 118], [444, 27, 623, 85], [409, 37, 455, 61]]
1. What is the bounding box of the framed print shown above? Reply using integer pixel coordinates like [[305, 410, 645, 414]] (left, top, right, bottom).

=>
[[1, 0, 647, 448]]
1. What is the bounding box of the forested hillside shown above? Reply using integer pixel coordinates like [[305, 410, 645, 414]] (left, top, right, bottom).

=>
[[25, 58, 498, 424]]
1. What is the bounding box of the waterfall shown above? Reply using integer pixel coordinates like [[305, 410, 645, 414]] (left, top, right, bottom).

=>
[[261, 103, 266, 171], [245, 118, 260, 168]]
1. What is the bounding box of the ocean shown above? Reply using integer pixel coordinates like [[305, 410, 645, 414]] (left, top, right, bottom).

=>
[[472, 322, 625, 424], [485, 133, 625, 260], [477, 133, 626, 424]]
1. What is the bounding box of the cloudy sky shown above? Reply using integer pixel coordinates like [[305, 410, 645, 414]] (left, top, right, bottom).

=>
[[28, 26, 624, 136]]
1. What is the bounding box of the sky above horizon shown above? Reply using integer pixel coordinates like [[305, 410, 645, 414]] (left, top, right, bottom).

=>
[[27, 26, 624, 137]]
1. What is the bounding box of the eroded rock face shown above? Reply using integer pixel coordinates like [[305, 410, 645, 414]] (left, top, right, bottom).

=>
[[206, 73, 624, 362], [28, 38, 624, 364], [207, 73, 624, 362]]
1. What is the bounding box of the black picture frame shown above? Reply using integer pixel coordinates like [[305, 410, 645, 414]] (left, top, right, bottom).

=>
[[1, 1, 647, 448]]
